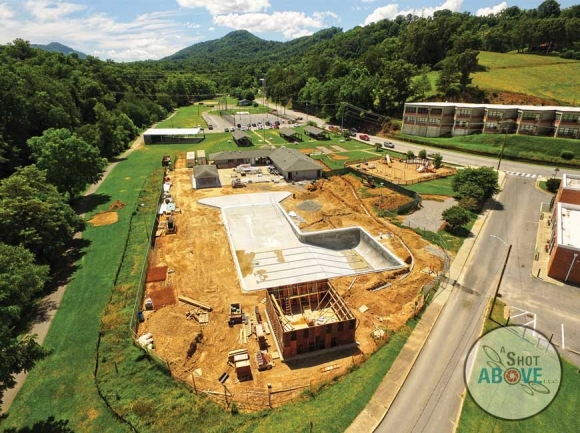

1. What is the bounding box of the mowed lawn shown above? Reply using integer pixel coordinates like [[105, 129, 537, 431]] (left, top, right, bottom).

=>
[[405, 175, 456, 196], [3, 145, 185, 432]]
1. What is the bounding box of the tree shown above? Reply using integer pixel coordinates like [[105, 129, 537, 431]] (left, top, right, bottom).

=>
[[546, 178, 562, 192], [452, 167, 500, 202], [433, 153, 443, 169], [0, 165, 85, 267], [442, 205, 472, 231], [28, 128, 108, 200], [418, 149, 427, 159], [537, 0, 561, 18], [0, 242, 50, 405], [407, 150, 415, 160]]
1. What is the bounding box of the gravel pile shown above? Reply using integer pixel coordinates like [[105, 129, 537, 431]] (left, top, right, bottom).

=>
[[297, 200, 322, 212]]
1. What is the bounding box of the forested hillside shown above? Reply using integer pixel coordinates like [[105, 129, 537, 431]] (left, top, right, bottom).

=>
[[0, 1, 579, 401]]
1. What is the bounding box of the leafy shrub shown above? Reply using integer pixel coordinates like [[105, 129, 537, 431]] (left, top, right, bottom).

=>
[[561, 150, 574, 160], [546, 178, 561, 192]]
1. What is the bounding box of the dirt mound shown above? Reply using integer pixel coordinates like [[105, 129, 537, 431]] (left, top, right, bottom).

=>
[[296, 200, 322, 212], [88, 212, 118, 226], [109, 200, 126, 211]]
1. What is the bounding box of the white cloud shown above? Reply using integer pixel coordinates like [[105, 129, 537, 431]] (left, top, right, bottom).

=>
[[176, 0, 270, 15], [476, 2, 507, 16], [0, 3, 15, 19], [213, 10, 335, 39], [361, 0, 377, 3], [364, 0, 463, 25], [0, 5, 200, 61], [25, 0, 86, 21]]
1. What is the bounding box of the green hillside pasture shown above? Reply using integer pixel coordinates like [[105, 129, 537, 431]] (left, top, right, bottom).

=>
[[399, 133, 580, 166], [473, 52, 580, 105], [156, 105, 210, 128]]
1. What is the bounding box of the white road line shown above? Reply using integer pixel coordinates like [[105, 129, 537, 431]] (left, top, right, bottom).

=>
[[562, 324, 565, 350]]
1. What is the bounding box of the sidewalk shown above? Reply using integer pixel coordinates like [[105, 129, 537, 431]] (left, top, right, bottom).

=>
[[531, 179, 562, 286], [346, 171, 505, 432]]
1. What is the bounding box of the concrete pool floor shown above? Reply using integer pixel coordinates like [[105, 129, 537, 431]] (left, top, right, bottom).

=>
[[199, 192, 405, 291]]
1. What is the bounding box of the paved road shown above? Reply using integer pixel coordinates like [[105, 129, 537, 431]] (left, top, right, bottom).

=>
[[377, 175, 580, 433]]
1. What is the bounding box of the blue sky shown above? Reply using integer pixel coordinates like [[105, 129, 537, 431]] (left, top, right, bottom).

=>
[[0, 0, 576, 61]]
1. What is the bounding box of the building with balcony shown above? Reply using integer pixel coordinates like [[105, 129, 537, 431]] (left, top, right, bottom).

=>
[[402, 102, 580, 140]]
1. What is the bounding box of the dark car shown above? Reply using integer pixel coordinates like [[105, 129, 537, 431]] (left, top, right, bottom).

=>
[[251, 123, 256, 127], [428, 152, 438, 157], [359, 134, 370, 141], [383, 141, 394, 149], [237, 123, 241, 129], [208, 124, 213, 130]]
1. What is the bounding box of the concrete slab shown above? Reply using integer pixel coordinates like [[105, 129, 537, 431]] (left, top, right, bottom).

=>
[[199, 192, 405, 291]]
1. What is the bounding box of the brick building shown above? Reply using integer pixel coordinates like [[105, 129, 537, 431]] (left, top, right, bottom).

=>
[[547, 174, 580, 283]]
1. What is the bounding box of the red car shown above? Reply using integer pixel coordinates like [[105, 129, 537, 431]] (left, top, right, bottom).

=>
[[359, 134, 370, 141]]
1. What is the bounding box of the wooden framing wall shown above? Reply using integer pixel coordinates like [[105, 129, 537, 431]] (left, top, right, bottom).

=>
[[266, 280, 356, 359]]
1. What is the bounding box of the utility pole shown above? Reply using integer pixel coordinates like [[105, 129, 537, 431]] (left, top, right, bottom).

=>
[[340, 103, 345, 131], [489, 242, 512, 320]]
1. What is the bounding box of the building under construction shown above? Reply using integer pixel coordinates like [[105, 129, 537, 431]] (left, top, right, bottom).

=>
[[266, 279, 356, 359]]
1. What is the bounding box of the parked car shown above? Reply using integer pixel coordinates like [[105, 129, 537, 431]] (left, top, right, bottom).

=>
[[359, 134, 370, 141], [383, 141, 395, 148], [224, 127, 229, 132], [208, 124, 213, 130], [428, 152, 438, 157], [265, 121, 271, 126], [293, 123, 300, 127], [251, 123, 256, 127], [237, 123, 241, 129]]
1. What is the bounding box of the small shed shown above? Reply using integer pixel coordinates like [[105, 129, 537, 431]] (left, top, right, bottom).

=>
[[186, 151, 196, 168], [197, 150, 207, 165], [279, 127, 302, 142], [192, 165, 221, 189], [232, 130, 253, 147], [304, 125, 329, 140]]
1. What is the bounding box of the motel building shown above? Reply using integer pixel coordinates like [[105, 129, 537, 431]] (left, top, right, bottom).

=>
[[402, 102, 580, 139]]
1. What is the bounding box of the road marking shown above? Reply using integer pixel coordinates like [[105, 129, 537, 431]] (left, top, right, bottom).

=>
[[562, 324, 565, 350], [510, 306, 537, 336], [506, 171, 541, 179]]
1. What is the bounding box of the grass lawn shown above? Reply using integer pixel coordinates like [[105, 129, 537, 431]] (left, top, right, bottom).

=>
[[405, 175, 456, 196], [473, 52, 580, 105], [398, 132, 580, 167], [2, 125, 426, 431], [156, 104, 210, 129], [458, 299, 580, 433]]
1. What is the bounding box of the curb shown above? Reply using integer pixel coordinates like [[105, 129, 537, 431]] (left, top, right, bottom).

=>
[[347, 171, 506, 432]]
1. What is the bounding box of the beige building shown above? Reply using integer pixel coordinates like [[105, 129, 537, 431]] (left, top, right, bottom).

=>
[[402, 102, 580, 139]]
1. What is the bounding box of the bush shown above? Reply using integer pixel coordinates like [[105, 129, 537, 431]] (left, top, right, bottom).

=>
[[459, 196, 480, 212], [561, 150, 574, 160], [546, 178, 561, 192]]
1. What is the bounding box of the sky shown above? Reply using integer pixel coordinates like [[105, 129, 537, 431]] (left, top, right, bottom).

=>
[[0, 0, 576, 62]]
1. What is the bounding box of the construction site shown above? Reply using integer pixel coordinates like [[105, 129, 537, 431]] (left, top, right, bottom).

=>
[[137, 155, 446, 410]]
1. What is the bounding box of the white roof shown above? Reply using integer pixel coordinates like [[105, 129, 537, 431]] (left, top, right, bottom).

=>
[[559, 203, 580, 251], [144, 128, 202, 136], [564, 174, 580, 190]]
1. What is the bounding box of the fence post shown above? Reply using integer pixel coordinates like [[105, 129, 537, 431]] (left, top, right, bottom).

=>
[[191, 373, 197, 395], [267, 383, 272, 408]]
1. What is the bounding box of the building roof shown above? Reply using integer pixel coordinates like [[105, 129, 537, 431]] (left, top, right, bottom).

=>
[[558, 202, 580, 251], [209, 149, 272, 162], [279, 127, 298, 137], [232, 130, 251, 141], [304, 125, 325, 135], [144, 128, 202, 136], [269, 147, 321, 172], [193, 165, 218, 178], [404, 102, 580, 112], [563, 174, 580, 189]]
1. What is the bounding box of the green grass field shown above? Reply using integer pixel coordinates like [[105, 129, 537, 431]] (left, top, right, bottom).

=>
[[405, 175, 456, 196], [399, 133, 580, 167], [425, 52, 580, 105], [473, 52, 580, 105], [458, 300, 580, 433]]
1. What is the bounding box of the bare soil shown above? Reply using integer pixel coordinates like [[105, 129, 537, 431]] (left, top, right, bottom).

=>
[[138, 169, 444, 404], [354, 158, 456, 184], [87, 212, 118, 226]]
